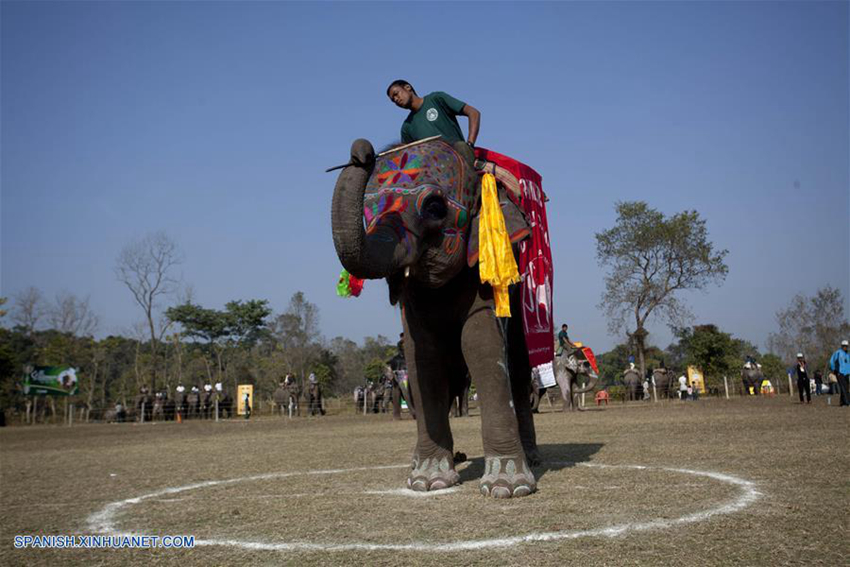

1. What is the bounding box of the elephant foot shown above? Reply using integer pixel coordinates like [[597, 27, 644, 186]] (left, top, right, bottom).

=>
[[407, 455, 460, 492], [479, 456, 537, 498]]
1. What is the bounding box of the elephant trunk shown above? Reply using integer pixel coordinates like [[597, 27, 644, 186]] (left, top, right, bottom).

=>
[[331, 139, 409, 279], [572, 371, 598, 395]]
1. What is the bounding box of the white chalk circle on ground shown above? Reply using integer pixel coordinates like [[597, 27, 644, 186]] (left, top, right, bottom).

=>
[[86, 462, 762, 552]]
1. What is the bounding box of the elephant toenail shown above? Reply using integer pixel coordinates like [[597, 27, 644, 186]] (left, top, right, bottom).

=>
[[492, 486, 512, 499], [480, 485, 490, 496], [513, 486, 532, 497], [430, 479, 448, 490], [411, 480, 428, 492]]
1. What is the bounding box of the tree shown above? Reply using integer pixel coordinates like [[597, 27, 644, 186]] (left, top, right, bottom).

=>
[[115, 232, 182, 392], [767, 286, 850, 371], [10, 286, 47, 335], [272, 292, 323, 389], [668, 324, 760, 389], [165, 299, 271, 388], [595, 201, 728, 379], [47, 291, 98, 337]]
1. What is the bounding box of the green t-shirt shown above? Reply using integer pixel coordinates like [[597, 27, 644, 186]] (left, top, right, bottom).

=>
[[401, 91, 467, 145]]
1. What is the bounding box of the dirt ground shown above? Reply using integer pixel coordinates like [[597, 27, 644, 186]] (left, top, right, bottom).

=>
[[1, 394, 848, 566]]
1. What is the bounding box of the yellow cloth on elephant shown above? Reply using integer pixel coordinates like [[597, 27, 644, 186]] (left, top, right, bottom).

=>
[[478, 173, 520, 317]]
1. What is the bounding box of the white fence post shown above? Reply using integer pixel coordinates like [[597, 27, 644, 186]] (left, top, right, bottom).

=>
[[787, 373, 794, 397], [723, 376, 729, 399]]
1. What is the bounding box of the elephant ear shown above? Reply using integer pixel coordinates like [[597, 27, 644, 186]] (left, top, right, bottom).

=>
[[467, 183, 531, 267]]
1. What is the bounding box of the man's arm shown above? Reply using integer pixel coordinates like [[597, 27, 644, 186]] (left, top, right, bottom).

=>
[[461, 104, 480, 145]]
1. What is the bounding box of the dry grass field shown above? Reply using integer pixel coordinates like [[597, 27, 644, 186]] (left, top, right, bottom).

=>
[[1, 394, 848, 566]]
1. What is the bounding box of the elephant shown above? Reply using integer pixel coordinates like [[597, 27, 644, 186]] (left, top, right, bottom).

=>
[[274, 380, 301, 416], [385, 352, 416, 420], [652, 367, 673, 398], [741, 366, 764, 395], [307, 381, 325, 416], [174, 388, 188, 419], [200, 389, 214, 419], [215, 389, 234, 418], [623, 366, 642, 401], [134, 388, 154, 422], [380, 377, 394, 413], [545, 350, 599, 411], [152, 391, 176, 421], [331, 138, 539, 498], [353, 385, 368, 413], [186, 388, 201, 418]]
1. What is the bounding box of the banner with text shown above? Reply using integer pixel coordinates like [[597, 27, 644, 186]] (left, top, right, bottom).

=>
[[23, 366, 79, 396]]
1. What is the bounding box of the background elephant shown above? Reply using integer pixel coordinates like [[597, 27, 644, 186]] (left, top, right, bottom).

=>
[[200, 389, 214, 419], [152, 391, 175, 421], [134, 388, 153, 422], [386, 351, 415, 420], [307, 381, 325, 416], [742, 367, 763, 395], [548, 350, 599, 411], [274, 382, 300, 416], [174, 388, 187, 419], [652, 367, 673, 398], [332, 138, 538, 498], [273, 385, 290, 415], [215, 389, 234, 418], [623, 367, 642, 401], [186, 389, 200, 418]]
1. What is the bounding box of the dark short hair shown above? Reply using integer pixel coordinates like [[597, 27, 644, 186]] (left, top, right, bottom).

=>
[[387, 79, 416, 96]]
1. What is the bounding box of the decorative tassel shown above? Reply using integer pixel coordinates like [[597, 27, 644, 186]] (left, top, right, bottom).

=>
[[478, 173, 520, 316], [336, 269, 365, 298], [348, 274, 364, 297]]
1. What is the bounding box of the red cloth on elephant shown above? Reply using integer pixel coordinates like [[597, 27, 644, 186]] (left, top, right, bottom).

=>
[[474, 148, 554, 372]]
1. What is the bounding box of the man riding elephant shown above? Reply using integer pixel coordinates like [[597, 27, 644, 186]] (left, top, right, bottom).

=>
[[386, 334, 415, 420], [652, 362, 673, 398], [623, 360, 642, 401], [741, 355, 763, 395], [307, 373, 325, 416]]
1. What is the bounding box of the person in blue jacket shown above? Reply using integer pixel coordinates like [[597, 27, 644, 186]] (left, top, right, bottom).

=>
[[828, 340, 850, 407]]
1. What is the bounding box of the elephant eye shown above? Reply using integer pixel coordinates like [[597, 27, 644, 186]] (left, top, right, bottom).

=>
[[421, 194, 447, 221]]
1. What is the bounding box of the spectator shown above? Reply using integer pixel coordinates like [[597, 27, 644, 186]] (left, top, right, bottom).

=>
[[795, 353, 811, 404], [678, 374, 688, 400], [813, 370, 823, 396], [828, 340, 850, 407], [691, 381, 700, 401]]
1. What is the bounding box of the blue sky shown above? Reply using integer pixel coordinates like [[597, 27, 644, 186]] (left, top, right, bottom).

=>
[[2, 1, 848, 353]]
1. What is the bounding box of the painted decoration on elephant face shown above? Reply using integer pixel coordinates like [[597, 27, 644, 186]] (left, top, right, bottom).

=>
[[365, 141, 473, 213]]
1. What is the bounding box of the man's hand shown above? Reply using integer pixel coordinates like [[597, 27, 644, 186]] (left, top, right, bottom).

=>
[[461, 104, 480, 146]]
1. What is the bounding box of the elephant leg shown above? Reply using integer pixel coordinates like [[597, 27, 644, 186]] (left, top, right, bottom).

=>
[[392, 384, 401, 420], [404, 316, 459, 492], [555, 371, 573, 411], [506, 313, 540, 466], [462, 302, 536, 498], [461, 387, 469, 416]]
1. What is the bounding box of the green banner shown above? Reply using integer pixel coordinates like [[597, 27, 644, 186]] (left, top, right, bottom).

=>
[[23, 366, 79, 396]]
